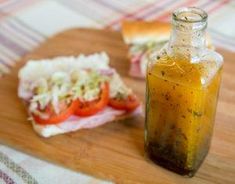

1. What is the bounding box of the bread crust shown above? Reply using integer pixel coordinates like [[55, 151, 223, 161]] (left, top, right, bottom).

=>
[[122, 21, 171, 44]]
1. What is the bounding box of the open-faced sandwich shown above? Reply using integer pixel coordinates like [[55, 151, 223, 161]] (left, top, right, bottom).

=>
[[122, 20, 214, 78], [18, 52, 141, 137]]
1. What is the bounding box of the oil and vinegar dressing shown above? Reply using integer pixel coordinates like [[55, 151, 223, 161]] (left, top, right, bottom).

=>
[[145, 50, 222, 176], [145, 7, 223, 176]]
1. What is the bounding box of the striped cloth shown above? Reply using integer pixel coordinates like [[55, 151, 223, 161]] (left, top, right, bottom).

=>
[[0, 0, 235, 183], [0, 145, 109, 184], [0, 0, 235, 76]]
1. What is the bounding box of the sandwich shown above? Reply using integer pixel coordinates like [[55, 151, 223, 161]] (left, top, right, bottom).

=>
[[122, 21, 170, 78], [122, 20, 214, 78], [18, 52, 141, 137]]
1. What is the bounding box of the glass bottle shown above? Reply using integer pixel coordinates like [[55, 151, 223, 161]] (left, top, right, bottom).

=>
[[145, 7, 223, 177]]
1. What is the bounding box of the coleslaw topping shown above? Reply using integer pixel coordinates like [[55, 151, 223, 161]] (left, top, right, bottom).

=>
[[19, 52, 132, 116]]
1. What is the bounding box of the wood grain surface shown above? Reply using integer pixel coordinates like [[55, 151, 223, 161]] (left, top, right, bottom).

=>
[[0, 29, 234, 184]]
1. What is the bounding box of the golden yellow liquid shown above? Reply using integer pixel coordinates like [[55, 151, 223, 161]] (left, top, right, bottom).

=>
[[145, 54, 222, 176]]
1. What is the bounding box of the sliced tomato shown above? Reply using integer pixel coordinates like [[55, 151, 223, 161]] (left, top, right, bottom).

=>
[[109, 94, 140, 112], [74, 82, 109, 117], [32, 100, 78, 125]]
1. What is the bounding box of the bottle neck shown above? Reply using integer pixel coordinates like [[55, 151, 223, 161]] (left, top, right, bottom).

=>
[[167, 7, 208, 61], [168, 25, 206, 50]]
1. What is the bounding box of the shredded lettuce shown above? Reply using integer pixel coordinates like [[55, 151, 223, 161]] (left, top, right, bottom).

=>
[[27, 68, 132, 116], [129, 41, 168, 56], [30, 69, 108, 114], [109, 73, 132, 99], [72, 70, 107, 101]]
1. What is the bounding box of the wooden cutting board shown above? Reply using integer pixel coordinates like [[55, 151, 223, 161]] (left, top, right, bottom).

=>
[[0, 28, 235, 184]]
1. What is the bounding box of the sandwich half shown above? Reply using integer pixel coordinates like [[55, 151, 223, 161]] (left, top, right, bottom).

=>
[[122, 20, 214, 78], [18, 52, 141, 137], [122, 21, 170, 78]]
